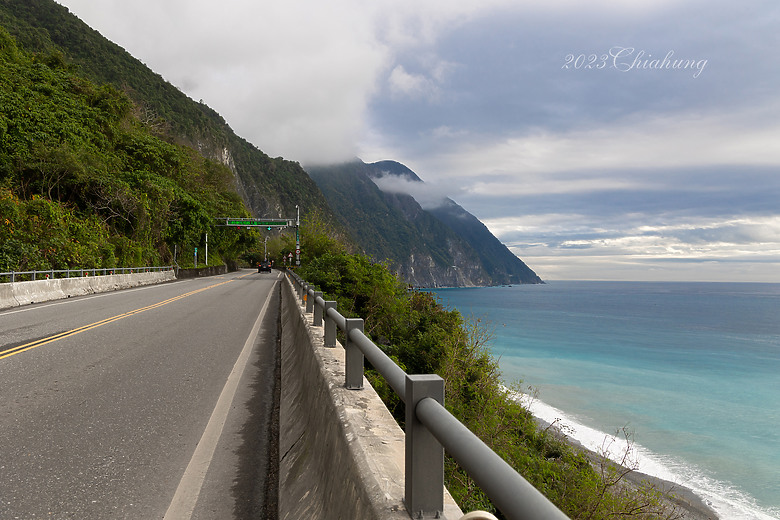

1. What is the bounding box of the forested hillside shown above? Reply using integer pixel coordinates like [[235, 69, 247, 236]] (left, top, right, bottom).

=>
[[0, 0, 332, 222], [0, 25, 251, 270]]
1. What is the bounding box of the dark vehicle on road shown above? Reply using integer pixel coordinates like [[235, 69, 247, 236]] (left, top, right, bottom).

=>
[[258, 260, 272, 273]]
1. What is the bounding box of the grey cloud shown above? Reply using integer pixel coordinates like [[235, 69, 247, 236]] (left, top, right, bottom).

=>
[[370, 1, 780, 152], [454, 164, 780, 222]]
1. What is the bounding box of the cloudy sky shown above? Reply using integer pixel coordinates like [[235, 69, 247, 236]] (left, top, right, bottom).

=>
[[56, 0, 780, 282]]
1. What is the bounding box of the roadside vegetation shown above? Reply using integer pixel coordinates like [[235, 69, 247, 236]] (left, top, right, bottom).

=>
[[282, 214, 685, 520], [0, 27, 252, 272]]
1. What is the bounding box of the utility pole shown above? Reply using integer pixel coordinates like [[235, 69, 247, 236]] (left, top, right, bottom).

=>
[[205, 233, 208, 266]]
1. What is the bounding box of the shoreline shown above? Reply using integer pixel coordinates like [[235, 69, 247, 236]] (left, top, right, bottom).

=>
[[537, 415, 719, 520], [623, 467, 719, 520]]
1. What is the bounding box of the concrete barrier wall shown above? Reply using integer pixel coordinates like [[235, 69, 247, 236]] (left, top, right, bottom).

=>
[[0, 271, 176, 310], [176, 265, 229, 278], [279, 278, 462, 520]]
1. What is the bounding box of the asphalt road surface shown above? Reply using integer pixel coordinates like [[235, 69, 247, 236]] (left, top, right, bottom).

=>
[[0, 269, 281, 519]]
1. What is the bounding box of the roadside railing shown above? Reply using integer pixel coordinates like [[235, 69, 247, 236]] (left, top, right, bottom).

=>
[[287, 271, 570, 520], [0, 266, 175, 283]]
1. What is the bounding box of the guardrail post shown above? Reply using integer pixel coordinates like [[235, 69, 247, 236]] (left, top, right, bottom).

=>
[[313, 291, 324, 326], [323, 301, 337, 347], [344, 318, 364, 390], [306, 288, 314, 313], [405, 374, 445, 518]]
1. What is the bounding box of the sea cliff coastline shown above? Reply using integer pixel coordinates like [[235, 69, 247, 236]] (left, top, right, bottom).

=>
[[505, 385, 719, 520], [537, 414, 719, 520], [532, 412, 720, 520]]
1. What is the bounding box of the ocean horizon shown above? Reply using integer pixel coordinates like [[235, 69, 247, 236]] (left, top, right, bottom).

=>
[[432, 281, 780, 520]]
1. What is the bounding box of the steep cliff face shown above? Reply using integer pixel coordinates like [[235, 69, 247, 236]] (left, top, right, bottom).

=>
[[306, 160, 475, 286], [400, 250, 490, 288], [306, 160, 542, 287], [366, 161, 543, 285], [372, 187, 491, 287]]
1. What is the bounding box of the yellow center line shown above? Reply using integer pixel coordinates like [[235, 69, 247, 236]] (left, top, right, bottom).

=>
[[0, 277, 240, 361]]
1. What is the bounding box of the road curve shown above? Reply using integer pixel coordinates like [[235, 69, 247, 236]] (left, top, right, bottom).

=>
[[0, 269, 280, 519]]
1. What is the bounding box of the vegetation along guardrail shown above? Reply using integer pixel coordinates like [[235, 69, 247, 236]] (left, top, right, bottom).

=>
[[287, 271, 571, 520], [0, 266, 175, 283]]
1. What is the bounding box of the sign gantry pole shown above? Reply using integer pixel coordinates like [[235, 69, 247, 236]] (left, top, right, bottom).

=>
[[295, 205, 300, 267]]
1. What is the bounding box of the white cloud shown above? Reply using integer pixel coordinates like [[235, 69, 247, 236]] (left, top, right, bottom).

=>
[[371, 173, 451, 209], [387, 57, 457, 101], [388, 65, 438, 99], [58, 0, 389, 163], [485, 214, 780, 281], [55, 0, 513, 163]]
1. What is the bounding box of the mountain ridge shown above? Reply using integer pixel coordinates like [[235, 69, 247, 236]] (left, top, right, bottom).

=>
[[0, 0, 332, 223], [307, 159, 542, 286]]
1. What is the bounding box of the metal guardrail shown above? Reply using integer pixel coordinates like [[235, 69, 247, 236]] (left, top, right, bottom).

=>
[[287, 271, 571, 520], [0, 266, 175, 283]]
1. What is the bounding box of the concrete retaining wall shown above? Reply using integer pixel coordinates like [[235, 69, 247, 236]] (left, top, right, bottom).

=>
[[176, 265, 229, 278], [279, 277, 462, 520], [0, 271, 176, 310]]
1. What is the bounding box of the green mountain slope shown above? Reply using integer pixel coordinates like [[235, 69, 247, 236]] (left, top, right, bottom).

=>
[[367, 160, 542, 285], [0, 0, 331, 223], [0, 25, 251, 270], [307, 160, 542, 286]]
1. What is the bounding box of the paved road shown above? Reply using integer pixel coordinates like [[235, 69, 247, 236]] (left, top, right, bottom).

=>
[[0, 269, 281, 519]]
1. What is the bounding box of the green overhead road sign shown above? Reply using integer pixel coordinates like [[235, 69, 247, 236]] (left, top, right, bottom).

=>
[[218, 218, 293, 228]]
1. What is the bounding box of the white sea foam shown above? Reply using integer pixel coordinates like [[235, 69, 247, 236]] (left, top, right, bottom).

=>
[[507, 389, 779, 520]]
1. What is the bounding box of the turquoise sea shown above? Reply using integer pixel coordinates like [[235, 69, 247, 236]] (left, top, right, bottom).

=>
[[433, 281, 780, 520]]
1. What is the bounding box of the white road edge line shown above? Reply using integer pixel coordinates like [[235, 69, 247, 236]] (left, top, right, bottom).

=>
[[163, 282, 276, 520]]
